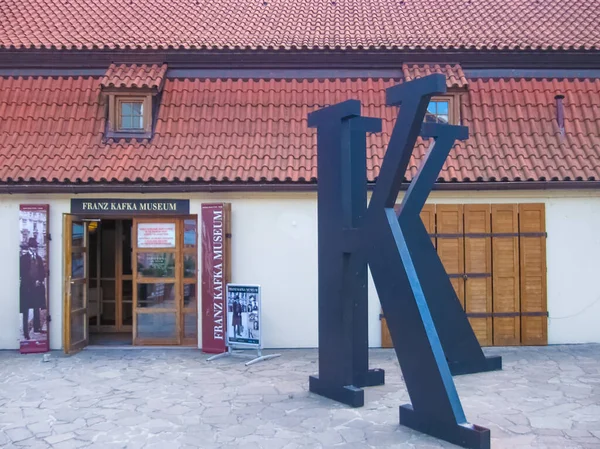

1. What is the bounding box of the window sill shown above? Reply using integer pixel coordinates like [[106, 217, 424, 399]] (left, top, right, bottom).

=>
[[105, 130, 153, 141]]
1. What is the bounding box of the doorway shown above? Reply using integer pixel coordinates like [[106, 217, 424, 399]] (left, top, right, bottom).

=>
[[63, 215, 199, 353], [88, 219, 133, 345]]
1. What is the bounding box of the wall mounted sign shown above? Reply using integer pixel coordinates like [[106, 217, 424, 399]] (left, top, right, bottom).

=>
[[201, 203, 231, 354], [19, 204, 50, 354], [71, 199, 189, 215], [226, 284, 261, 348], [137, 223, 176, 248]]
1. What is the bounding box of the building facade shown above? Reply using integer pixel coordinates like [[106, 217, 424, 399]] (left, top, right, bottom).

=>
[[0, 0, 599, 351]]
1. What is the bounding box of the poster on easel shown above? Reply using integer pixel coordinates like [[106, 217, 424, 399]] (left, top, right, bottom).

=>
[[19, 204, 50, 354], [226, 284, 261, 348]]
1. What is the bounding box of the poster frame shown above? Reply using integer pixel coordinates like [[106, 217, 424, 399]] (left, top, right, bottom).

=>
[[19, 204, 50, 354], [226, 283, 262, 350]]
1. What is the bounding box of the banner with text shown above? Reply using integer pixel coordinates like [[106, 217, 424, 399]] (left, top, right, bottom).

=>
[[226, 284, 261, 348], [201, 203, 231, 354], [19, 205, 50, 354]]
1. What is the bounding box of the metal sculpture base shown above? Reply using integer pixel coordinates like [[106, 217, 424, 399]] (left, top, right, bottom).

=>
[[207, 346, 281, 366], [400, 405, 490, 449], [449, 355, 502, 376], [309, 368, 384, 408]]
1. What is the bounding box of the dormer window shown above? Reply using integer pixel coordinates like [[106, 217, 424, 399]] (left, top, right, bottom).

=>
[[401, 63, 468, 126], [426, 98, 452, 124], [118, 98, 146, 131], [100, 63, 167, 140]]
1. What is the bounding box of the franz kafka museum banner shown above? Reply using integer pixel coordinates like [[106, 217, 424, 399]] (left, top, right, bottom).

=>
[[19, 204, 50, 354]]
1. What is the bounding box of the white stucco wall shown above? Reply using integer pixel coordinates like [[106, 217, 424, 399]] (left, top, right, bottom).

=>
[[0, 189, 599, 350]]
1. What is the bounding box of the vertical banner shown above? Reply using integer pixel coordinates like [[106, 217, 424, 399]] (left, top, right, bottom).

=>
[[226, 284, 261, 348], [19, 205, 50, 354], [201, 203, 231, 353]]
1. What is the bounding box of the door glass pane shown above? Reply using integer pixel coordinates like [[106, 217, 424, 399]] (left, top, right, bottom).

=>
[[183, 254, 196, 279], [122, 280, 133, 302], [184, 219, 197, 248], [137, 253, 175, 278], [70, 314, 85, 344], [71, 283, 85, 310], [101, 222, 116, 278], [122, 220, 133, 275], [184, 313, 197, 339], [72, 253, 85, 278], [72, 222, 85, 247], [137, 283, 176, 309], [137, 313, 176, 339], [101, 302, 116, 326], [122, 301, 133, 326], [183, 283, 197, 310]]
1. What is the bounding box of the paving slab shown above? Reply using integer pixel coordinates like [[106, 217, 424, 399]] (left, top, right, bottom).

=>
[[0, 345, 599, 448]]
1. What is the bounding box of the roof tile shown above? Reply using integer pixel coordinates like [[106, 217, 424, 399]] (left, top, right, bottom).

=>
[[0, 0, 598, 51], [100, 63, 167, 90], [403, 64, 468, 89], [0, 76, 599, 184]]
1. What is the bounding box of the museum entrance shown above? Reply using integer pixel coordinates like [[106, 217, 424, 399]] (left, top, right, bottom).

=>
[[63, 214, 199, 354]]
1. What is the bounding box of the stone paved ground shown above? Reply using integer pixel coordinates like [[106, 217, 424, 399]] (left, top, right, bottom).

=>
[[0, 345, 599, 449]]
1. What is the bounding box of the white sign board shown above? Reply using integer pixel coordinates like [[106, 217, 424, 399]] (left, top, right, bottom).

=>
[[137, 223, 176, 248], [226, 284, 261, 348]]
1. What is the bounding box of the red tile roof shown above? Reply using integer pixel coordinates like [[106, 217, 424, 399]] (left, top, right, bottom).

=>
[[0, 0, 599, 51], [403, 64, 468, 89], [0, 76, 598, 184], [100, 64, 167, 90]]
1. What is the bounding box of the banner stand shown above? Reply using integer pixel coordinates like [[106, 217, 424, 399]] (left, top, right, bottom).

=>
[[207, 345, 281, 366], [207, 283, 280, 366]]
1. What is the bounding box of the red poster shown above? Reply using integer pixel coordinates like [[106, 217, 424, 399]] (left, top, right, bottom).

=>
[[201, 203, 230, 353], [19, 204, 50, 354]]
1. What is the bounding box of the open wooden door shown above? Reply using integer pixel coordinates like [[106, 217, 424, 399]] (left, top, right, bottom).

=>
[[63, 215, 90, 354]]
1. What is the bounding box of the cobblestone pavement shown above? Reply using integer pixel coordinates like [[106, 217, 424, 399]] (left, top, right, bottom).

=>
[[0, 345, 599, 449]]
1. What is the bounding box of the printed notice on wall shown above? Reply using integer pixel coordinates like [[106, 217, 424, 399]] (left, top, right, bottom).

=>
[[137, 223, 176, 248]]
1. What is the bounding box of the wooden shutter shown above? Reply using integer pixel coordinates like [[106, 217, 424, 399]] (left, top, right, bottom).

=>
[[491, 204, 520, 345], [519, 204, 547, 345], [464, 205, 493, 346], [380, 204, 436, 348], [436, 205, 465, 308], [421, 204, 436, 248]]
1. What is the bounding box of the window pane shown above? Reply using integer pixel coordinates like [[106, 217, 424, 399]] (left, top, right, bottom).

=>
[[438, 114, 449, 124], [184, 254, 196, 279], [72, 223, 85, 246], [437, 101, 449, 115], [72, 253, 85, 278], [184, 219, 197, 248], [71, 283, 85, 310], [137, 313, 176, 339], [131, 103, 143, 115], [70, 314, 86, 345], [137, 253, 175, 278], [121, 102, 132, 116], [184, 313, 198, 339], [131, 115, 143, 129], [137, 283, 176, 309], [183, 283, 197, 310], [121, 116, 133, 129], [427, 103, 436, 114]]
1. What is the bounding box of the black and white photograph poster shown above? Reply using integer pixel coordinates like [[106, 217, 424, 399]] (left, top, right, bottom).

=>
[[226, 284, 260, 347], [19, 204, 50, 354]]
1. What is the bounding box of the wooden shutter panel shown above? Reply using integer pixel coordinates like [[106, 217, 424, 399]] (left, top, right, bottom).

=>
[[519, 204, 547, 345], [464, 205, 493, 346], [436, 205, 465, 308], [380, 204, 436, 348], [491, 204, 520, 345], [420, 204, 436, 248]]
